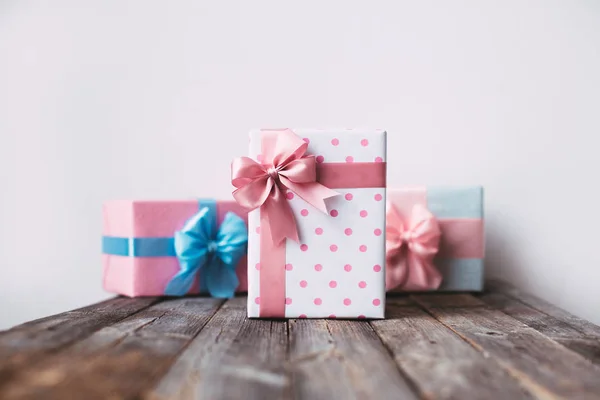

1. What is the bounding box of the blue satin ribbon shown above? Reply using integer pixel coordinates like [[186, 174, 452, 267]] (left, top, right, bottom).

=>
[[102, 199, 248, 298], [102, 237, 175, 257]]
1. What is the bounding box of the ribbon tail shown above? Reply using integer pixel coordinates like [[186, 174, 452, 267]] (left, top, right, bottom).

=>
[[402, 253, 443, 291], [164, 261, 202, 296], [262, 186, 300, 244], [204, 259, 239, 299]]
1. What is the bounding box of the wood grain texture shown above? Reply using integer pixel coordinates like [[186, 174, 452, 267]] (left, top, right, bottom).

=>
[[372, 297, 534, 400], [486, 280, 600, 338], [289, 317, 417, 400], [148, 296, 289, 400], [408, 293, 486, 308], [0, 297, 222, 400], [0, 297, 158, 385], [0, 297, 158, 354], [3, 283, 600, 400], [414, 294, 600, 399], [478, 291, 600, 365]]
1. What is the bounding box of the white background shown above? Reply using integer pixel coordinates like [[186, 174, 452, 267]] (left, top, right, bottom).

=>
[[1, 1, 599, 329]]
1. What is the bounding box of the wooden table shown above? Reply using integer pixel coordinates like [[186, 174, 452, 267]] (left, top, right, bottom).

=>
[[1, 280, 599, 400]]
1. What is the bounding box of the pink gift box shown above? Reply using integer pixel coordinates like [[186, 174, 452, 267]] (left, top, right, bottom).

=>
[[386, 186, 485, 292], [102, 199, 248, 297]]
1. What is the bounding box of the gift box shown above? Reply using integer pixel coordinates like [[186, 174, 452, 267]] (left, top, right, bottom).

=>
[[232, 129, 387, 319], [102, 199, 248, 297], [386, 186, 484, 292]]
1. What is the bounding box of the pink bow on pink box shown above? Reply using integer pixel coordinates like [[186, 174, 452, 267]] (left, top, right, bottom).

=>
[[386, 202, 443, 291], [231, 129, 338, 245]]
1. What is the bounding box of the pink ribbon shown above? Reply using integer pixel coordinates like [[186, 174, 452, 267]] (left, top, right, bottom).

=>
[[386, 202, 443, 291], [231, 129, 339, 245]]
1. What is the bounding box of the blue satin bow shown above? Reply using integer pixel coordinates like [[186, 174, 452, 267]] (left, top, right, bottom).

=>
[[164, 207, 248, 298]]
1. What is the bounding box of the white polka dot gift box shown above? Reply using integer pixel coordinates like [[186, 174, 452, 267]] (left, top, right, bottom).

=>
[[232, 129, 387, 319]]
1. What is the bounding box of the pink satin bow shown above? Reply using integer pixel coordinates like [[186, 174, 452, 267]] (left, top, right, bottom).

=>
[[386, 202, 443, 291], [231, 129, 338, 245]]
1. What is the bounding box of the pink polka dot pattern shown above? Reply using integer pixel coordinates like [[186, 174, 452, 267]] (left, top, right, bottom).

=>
[[343, 298, 352, 306], [314, 264, 323, 272], [315, 227, 323, 235], [299, 314, 307, 318], [344, 264, 352, 272], [344, 228, 353, 236], [374, 194, 383, 201], [286, 297, 293, 305], [285, 263, 293, 271], [345, 156, 354, 163], [360, 210, 368, 217], [330, 209, 339, 217], [314, 298, 322, 305], [361, 139, 369, 146], [329, 280, 337, 288], [331, 138, 339, 146], [359, 281, 367, 289], [345, 193, 353, 201], [373, 299, 381, 306], [255, 297, 260, 304], [300, 280, 308, 288], [329, 314, 337, 319], [300, 244, 308, 252], [373, 264, 382, 272], [358, 315, 366, 319], [330, 244, 338, 252], [300, 209, 309, 216], [303, 138, 310, 144], [374, 228, 382, 236], [359, 245, 368, 252], [374, 156, 383, 163], [316, 155, 325, 163], [255, 263, 261, 271], [255, 226, 261, 234], [286, 192, 295, 200]]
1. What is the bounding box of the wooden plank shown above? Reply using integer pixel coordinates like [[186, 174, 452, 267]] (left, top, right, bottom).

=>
[[371, 297, 534, 400], [148, 296, 289, 400], [478, 291, 600, 365], [0, 297, 158, 380], [414, 294, 600, 399], [289, 317, 417, 400], [479, 291, 586, 338], [382, 294, 414, 306], [0, 297, 223, 400], [487, 280, 600, 337], [409, 293, 486, 308], [0, 297, 158, 350]]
